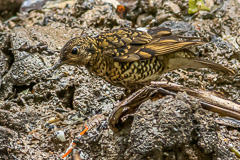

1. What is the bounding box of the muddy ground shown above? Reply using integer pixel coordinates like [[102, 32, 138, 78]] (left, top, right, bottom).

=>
[[0, 0, 240, 159]]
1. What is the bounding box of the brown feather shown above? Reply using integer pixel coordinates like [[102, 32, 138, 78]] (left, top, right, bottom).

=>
[[114, 35, 205, 62], [166, 57, 235, 75], [55, 27, 234, 90]]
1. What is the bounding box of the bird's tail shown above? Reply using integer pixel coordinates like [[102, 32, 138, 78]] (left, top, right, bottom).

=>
[[166, 57, 235, 75]]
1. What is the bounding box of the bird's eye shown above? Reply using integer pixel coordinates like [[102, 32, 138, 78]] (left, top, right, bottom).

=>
[[72, 48, 78, 55]]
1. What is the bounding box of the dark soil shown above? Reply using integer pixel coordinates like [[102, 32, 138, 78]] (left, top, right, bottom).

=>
[[0, 0, 239, 159]]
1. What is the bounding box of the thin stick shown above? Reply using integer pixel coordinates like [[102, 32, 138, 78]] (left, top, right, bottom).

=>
[[109, 82, 240, 132], [151, 81, 240, 119]]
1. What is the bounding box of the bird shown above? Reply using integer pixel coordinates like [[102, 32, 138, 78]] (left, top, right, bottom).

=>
[[52, 27, 234, 90]]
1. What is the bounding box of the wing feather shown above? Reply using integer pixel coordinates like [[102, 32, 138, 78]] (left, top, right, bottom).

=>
[[99, 28, 204, 63]]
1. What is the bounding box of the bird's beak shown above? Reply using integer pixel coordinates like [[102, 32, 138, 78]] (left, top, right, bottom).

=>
[[52, 60, 63, 70]]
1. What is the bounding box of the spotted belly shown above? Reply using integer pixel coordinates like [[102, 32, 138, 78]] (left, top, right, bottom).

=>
[[108, 56, 163, 88]]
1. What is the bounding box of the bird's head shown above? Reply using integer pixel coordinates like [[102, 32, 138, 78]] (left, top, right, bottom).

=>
[[52, 37, 95, 69]]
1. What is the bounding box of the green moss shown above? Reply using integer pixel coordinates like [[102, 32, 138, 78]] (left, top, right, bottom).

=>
[[188, 0, 210, 14]]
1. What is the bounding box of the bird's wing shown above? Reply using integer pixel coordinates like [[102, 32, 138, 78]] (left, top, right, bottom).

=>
[[95, 28, 151, 61], [96, 28, 204, 62], [98, 28, 204, 63]]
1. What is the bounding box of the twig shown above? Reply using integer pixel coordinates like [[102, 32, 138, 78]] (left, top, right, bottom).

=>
[[109, 81, 240, 133], [19, 96, 31, 113], [151, 81, 240, 119]]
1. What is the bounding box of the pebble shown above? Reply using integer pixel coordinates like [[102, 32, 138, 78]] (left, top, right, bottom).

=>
[[56, 130, 66, 142]]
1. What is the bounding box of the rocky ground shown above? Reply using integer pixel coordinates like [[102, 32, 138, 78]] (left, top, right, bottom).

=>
[[0, 0, 240, 159]]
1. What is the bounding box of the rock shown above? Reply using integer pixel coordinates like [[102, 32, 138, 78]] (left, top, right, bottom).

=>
[[164, 1, 181, 16], [79, 3, 132, 28], [73, 93, 236, 159], [125, 93, 235, 159], [136, 14, 154, 27], [0, 0, 24, 18], [20, 0, 48, 12], [56, 130, 66, 142], [0, 1, 240, 159], [0, 26, 84, 99]]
